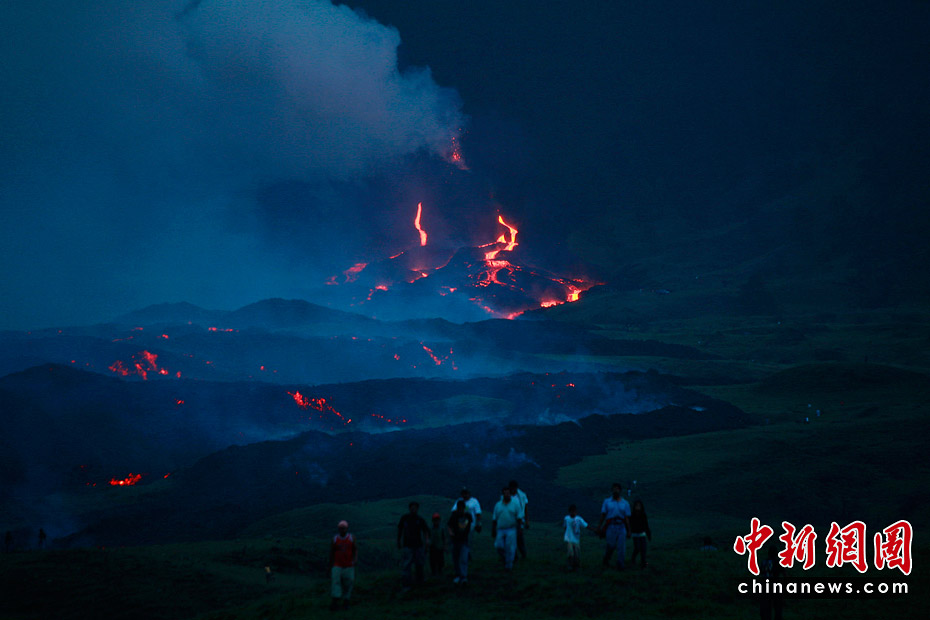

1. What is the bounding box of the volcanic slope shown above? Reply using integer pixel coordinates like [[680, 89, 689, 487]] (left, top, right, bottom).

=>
[[3, 356, 928, 620], [57, 393, 750, 548], [0, 298, 714, 385]]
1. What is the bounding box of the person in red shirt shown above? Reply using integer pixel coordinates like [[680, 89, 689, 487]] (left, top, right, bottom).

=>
[[330, 520, 357, 611]]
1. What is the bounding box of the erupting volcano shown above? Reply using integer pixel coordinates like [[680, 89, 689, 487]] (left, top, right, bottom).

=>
[[326, 203, 599, 319]]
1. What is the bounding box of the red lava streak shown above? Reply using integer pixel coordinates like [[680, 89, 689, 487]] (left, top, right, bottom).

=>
[[344, 262, 367, 283], [422, 344, 442, 365], [288, 390, 349, 425], [414, 202, 428, 246], [328, 203, 599, 318], [421, 344, 457, 369], [109, 473, 143, 486], [109, 350, 173, 381]]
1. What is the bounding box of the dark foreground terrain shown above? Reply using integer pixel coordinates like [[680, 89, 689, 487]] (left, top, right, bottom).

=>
[[2, 299, 929, 619]]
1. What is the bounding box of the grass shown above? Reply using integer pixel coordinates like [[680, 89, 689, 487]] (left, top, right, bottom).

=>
[[3, 523, 925, 619], [2, 306, 929, 618]]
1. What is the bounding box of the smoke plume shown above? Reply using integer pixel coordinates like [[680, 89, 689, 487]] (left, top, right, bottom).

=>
[[0, 0, 465, 329]]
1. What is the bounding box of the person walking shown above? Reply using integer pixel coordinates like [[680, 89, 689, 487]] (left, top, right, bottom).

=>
[[429, 512, 446, 577], [448, 499, 473, 584], [597, 482, 631, 570], [492, 486, 521, 571], [563, 504, 594, 571], [451, 487, 482, 534], [508, 480, 529, 560], [397, 501, 430, 589], [629, 499, 652, 568], [329, 520, 357, 611]]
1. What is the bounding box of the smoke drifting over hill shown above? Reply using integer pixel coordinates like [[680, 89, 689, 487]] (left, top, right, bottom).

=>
[[1, 0, 465, 329]]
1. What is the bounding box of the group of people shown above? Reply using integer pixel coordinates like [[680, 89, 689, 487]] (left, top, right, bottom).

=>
[[394, 480, 529, 588], [2, 528, 47, 552], [326, 481, 652, 610], [561, 482, 651, 572]]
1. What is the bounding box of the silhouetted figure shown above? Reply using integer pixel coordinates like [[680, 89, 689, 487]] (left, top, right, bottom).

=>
[[700, 536, 717, 551], [629, 500, 651, 568], [429, 512, 446, 576], [330, 520, 357, 611], [448, 499, 473, 584], [509, 480, 529, 559], [397, 502, 430, 589], [451, 487, 482, 533], [38, 529, 47, 550], [759, 547, 785, 620], [451, 486, 482, 565]]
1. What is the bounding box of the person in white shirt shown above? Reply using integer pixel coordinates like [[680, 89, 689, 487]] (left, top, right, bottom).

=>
[[451, 487, 482, 533], [597, 482, 632, 569], [508, 480, 529, 560], [563, 504, 593, 571], [492, 486, 521, 570]]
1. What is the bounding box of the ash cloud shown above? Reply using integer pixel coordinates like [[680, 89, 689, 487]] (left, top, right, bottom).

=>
[[0, 0, 465, 329]]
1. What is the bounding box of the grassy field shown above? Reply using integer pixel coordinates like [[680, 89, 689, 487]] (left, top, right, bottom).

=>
[[2, 307, 928, 618], [2, 517, 925, 619]]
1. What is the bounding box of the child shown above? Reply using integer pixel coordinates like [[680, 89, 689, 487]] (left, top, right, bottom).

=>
[[563, 504, 593, 571], [629, 499, 651, 568]]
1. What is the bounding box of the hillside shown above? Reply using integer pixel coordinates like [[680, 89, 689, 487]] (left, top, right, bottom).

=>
[[2, 355, 927, 618]]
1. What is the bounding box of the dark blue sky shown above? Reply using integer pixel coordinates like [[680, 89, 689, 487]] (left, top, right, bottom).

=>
[[2, 1, 928, 329]]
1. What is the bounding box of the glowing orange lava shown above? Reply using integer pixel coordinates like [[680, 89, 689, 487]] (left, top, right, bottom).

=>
[[109, 473, 143, 486], [109, 350, 173, 381], [414, 202, 428, 246], [484, 215, 519, 260], [422, 344, 442, 366], [344, 262, 368, 283], [326, 203, 599, 318], [420, 343, 458, 369], [448, 134, 468, 170], [288, 390, 349, 425]]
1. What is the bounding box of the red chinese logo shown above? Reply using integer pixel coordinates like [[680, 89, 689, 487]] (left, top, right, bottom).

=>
[[778, 521, 817, 570], [736, 519, 913, 574], [825, 521, 868, 573], [874, 520, 913, 575], [733, 517, 774, 575]]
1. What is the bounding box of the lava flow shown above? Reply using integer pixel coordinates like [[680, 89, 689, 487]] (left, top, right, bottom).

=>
[[326, 202, 600, 319], [109, 473, 143, 486], [288, 390, 350, 425], [109, 350, 172, 380], [421, 343, 457, 370], [482, 215, 519, 260], [414, 202, 428, 246]]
